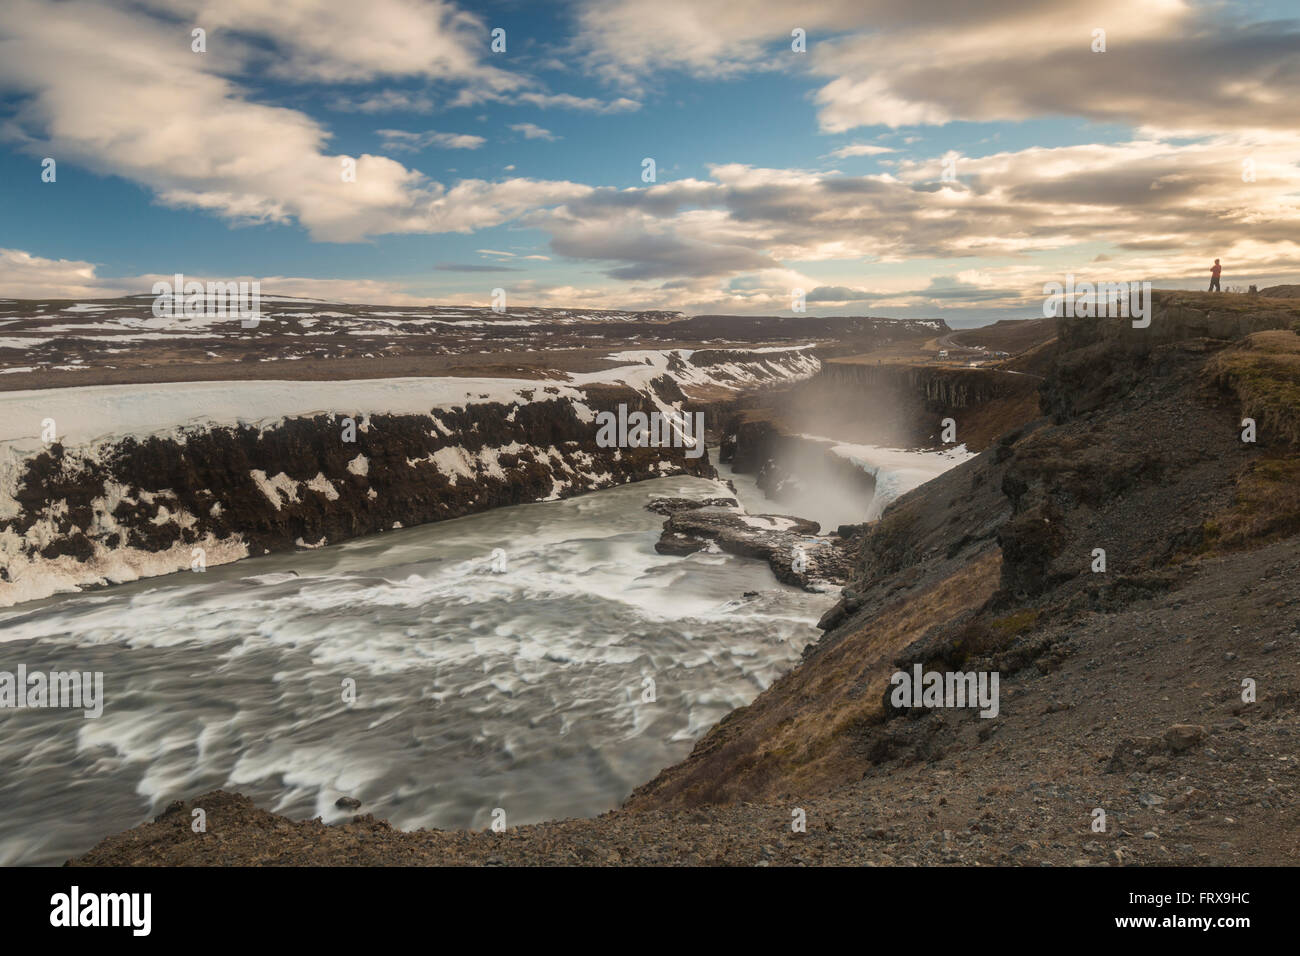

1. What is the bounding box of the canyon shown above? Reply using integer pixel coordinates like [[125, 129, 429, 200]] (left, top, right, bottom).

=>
[[6, 290, 1300, 867]]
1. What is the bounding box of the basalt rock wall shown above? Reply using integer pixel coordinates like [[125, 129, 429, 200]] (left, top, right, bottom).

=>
[[0, 386, 711, 606]]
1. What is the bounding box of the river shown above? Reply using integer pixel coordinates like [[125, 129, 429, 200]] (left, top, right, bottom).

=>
[[0, 438, 976, 866], [0, 472, 839, 865]]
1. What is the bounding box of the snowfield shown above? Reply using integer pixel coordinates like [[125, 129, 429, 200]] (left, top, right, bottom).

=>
[[0, 347, 820, 447]]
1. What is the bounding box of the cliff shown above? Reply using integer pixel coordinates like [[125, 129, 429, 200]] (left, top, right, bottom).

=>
[[624, 290, 1300, 808], [0, 347, 819, 606]]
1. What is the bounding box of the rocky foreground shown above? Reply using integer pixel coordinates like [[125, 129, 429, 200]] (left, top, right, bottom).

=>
[[71, 291, 1300, 866]]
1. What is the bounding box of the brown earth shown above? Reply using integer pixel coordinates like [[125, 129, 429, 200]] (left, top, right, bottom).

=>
[[949, 317, 1057, 354], [0, 296, 943, 392]]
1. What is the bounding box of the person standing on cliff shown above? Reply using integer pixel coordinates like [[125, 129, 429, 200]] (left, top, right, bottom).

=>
[[1209, 258, 1222, 292]]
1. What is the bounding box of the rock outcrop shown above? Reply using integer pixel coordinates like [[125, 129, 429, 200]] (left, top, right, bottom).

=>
[[649, 498, 851, 589]]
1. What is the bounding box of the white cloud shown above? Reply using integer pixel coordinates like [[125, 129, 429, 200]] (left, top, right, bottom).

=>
[[0, 248, 432, 304], [0, 0, 595, 242], [0, 249, 119, 299], [377, 129, 487, 151], [510, 122, 559, 141], [0, 0, 441, 241], [510, 131, 1300, 302], [574, 0, 1299, 135], [828, 144, 895, 158], [333, 90, 435, 114], [514, 92, 640, 113], [427, 177, 592, 232], [573, 0, 859, 83], [148, 0, 521, 90]]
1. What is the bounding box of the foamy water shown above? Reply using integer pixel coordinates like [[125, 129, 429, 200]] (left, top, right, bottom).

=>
[[715, 440, 971, 531], [0, 436, 976, 866], [0, 475, 835, 866], [814, 440, 976, 520]]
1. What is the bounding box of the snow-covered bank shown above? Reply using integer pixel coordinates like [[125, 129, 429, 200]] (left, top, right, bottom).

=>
[[1, 346, 819, 447], [0, 376, 586, 447], [0, 348, 821, 607]]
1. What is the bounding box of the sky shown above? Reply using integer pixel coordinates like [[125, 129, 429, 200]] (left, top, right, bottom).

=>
[[0, 0, 1298, 323]]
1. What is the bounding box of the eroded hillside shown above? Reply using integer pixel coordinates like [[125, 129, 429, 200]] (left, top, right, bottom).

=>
[[625, 291, 1300, 809]]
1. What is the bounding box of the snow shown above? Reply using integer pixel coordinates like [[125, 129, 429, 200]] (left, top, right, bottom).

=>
[[249, 470, 301, 510], [0, 377, 584, 447], [0, 532, 248, 607], [428, 446, 476, 483], [304, 473, 340, 501], [0, 346, 821, 450]]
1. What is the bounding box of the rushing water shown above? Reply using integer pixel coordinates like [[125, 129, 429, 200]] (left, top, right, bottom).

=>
[[0, 474, 839, 866]]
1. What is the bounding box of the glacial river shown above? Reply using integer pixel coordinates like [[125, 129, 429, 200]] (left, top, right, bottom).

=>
[[0, 471, 841, 865], [0, 437, 975, 866]]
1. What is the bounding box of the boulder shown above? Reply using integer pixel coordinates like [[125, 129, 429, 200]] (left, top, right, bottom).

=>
[[1163, 724, 1207, 753]]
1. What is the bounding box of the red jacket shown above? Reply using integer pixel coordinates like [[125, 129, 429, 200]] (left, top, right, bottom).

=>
[[1211, 263, 1222, 277]]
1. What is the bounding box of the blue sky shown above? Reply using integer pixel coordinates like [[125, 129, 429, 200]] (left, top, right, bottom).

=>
[[1, 0, 1298, 323]]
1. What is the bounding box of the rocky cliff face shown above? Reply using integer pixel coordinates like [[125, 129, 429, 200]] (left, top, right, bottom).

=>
[[625, 291, 1300, 809], [810, 362, 1042, 450], [1043, 291, 1300, 422], [0, 388, 710, 606], [0, 347, 820, 606], [817, 362, 1024, 412], [718, 358, 1041, 458]]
